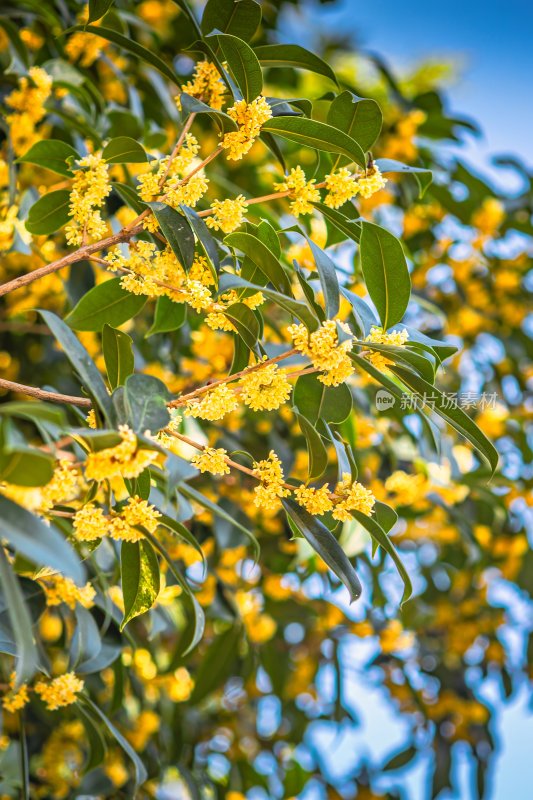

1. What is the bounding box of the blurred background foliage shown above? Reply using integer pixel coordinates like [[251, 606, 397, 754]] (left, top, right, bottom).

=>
[[0, 0, 531, 798]]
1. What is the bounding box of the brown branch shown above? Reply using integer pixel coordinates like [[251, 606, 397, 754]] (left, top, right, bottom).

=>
[[0, 378, 91, 407]]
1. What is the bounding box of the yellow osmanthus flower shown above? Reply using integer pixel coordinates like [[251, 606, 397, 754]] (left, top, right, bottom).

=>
[[275, 166, 320, 216], [324, 167, 359, 208], [191, 447, 230, 475], [252, 450, 290, 511], [185, 384, 239, 421], [177, 60, 225, 111], [5, 66, 52, 155], [162, 666, 194, 701], [379, 620, 415, 653], [41, 574, 96, 610], [357, 165, 388, 198], [221, 96, 273, 160], [365, 326, 409, 370], [40, 460, 81, 511], [331, 473, 376, 521], [385, 470, 428, 506], [238, 363, 292, 411], [0, 204, 22, 252], [72, 502, 110, 541], [110, 496, 161, 543], [235, 589, 277, 643], [294, 484, 333, 515], [84, 425, 158, 482], [288, 319, 354, 386], [65, 154, 111, 246], [2, 673, 29, 714], [205, 194, 248, 233], [34, 673, 84, 710], [472, 197, 505, 236], [137, 135, 208, 209]]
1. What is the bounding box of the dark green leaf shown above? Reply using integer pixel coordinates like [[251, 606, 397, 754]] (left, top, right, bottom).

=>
[[74, 25, 180, 85], [225, 232, 291, 294], [313, 202, 361, 243], [66, 278, 146, 332], [149, 202, 195, 270], [88, 0, 113, 23], [0, 447, 54, 487], [213, 33, 263, 102], [25, 190, 70, 235], [201, 0, 261, 40], [376, 158, 432, 198], [219, 274, 319, 330], [120, 539, 160, 629], [147, 296, 187, 337], [180, 93, 237, 133], [351, 510, 412, 605], [359, 221, 411, 329], [124, 373, 171, 433], [296, 413, 328, 481], [0, 495, 84, 584], [283, 498, 362, 602], [17, 140, 79, 177], [254, 43, 337, 85], [70, 606, 102, 668], [102, 324, 134, 389], [263, 117, 366, 169], [39, 310, 113, 421], [327, 91, 382, 153], [0, 549, 38, 687], [191, 624, 242, 702], [181, 205, 220, 271], [294, 373, 352, 425], [223, 302, 260, 350], [304, 235, 340, 318], [102, 136, 147, 164], [76, 704, 107, 772]]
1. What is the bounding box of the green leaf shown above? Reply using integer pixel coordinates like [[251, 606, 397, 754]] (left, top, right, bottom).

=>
[[124, 373, 170, 433], [303, 235, 340, 318], [76, 704, 107, 772], [0, 447, 54, 487], [283, 498, 362, 602], [0, 495, 85, 584], [120, 539, 160, 629], [313, 202, 361, 243], [75, 25, 180, 85], [102, 324, 134, 389], [351, 510, 412, 605], [181, 205, 220, 271], [66, 277, 146, 332], [327, 91, 382, 153], [88, 0, 113, 23], [0, 402, 66, 428], [359, 221, 411, 330], [190, 624, 242, 702], [262, 117, 366, 169], [39, 310, 113, 421], [225, 232, 291, 294], [159, 514, 206, 572], [389, 366, 499, 474], [296, 413, 328, 481], [70, 606, 101, 668], [180, 93, 237, 133], [254, 43, 337, 85], [376, 158, 432, 198], [25, 190, 70, 235], [294, 373, 352, 425], [213, 33, 262, 102], [147, 296, 187, 337], [17, 140, 79, 177], [102, 136, 147, 164], [82, 698, 148, 790], [149, 202, 195, 270], [223, 302, 260, 350], [201, 0, 261, 40], [0, 549, 38, 687], [219, 274, 319, 330], [0, 17, 29, 68], [382, 745, 418, 772]]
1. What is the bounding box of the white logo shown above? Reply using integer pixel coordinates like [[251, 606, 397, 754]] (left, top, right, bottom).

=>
[[376, 389, 395, 411]]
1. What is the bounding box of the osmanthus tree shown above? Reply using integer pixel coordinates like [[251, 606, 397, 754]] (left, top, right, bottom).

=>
[[0, 0, 530, 797]]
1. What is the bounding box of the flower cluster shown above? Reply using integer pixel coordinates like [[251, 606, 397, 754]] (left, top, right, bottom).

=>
[[365, 326, 409, 370], [288, 320, 355, 386], [221, 96, 273, 160], [252, 451, 290, 510], [177, 60, 225, 111], [186, 384, 240, 421], [41, 574, 96, 610], [137, 134, 208, 209], [191, 447, 230, 475], [331, 473, 376, 521], [1, 460, 80, 515], [205, 194, 248, 233], [5, 66, 52, 154], [34, 673, 84, 710], [238, 363, 292, 411], [2, 673, 30, 714], [294, 484, 333, 515], [84, 425, 159, 482], [324, 165, 388, 208], [65, 154, 111, 246], [73, 496, 161, 543], [275, 166, 320, 216]]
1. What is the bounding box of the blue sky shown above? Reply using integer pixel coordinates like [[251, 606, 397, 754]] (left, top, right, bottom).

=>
[[281, 0, 533, 191]]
